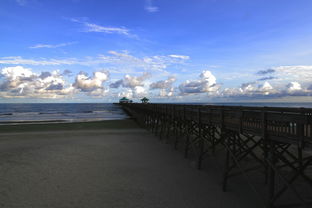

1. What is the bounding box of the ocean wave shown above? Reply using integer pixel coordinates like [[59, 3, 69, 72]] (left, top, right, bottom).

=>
[[0, 103, 129, 123], [12, 112, 40, 116], [92, 110, 109, 113], [0, 113, 13, 116]]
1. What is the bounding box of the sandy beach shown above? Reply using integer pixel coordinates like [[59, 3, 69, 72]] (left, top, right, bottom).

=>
[[0, 119, 261, 208]]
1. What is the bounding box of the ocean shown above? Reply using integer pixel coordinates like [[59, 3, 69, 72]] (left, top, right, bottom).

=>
[[1, 102, 312, 125], [0, 103, 128, 125]]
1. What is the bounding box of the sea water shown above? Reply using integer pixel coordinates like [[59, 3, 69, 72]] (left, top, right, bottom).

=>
[[0, 103, 128, 125], [1, 102, 312, 125]]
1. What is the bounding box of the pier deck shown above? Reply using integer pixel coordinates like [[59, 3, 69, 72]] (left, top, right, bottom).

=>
[[122, 103, 312, 208]]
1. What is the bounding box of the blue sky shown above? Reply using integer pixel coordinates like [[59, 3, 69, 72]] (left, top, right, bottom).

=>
[[1, 0, 312, 102]]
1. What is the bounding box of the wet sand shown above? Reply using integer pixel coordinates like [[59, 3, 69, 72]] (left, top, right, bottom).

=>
[[0, 119, 261, 208]]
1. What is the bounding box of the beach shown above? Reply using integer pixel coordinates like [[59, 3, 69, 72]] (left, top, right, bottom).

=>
[[0, 119, 260, 208]]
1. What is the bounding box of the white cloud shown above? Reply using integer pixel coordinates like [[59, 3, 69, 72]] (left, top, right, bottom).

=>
[[221, 80, 312, 99], [150, 76, 176, 97], [70, 18, 134, 38], [118, 89, 133, 99], [1, 65, 34, 80], [110, 72, 150, 89], [88, 88, 109, 97], [111, 72, 151, 99], [273, 65, 312, 83], [0, 66, 75, 98], [258, 81, 274, 95], [168, 55, 190, 60], [232, 81, 275, 96], [73, 71, 109, 92], [150, 76, 176, 89], [29, 42, 76, 49], [0, 56, 78, 65], [0, 66, 112, 99], [0, 51, 189, 74], [100, 51, 187, 73], [179, 70, 219, 94], [159, 88, 174, 97], [145, 0, 159, 13], [286, 82, 302, 92]]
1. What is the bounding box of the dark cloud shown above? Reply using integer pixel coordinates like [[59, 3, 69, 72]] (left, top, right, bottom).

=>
[[46, 83, 64, 90], [109, 79, 123, 88], [62, 69, 72, 76], [241, 82, 256, 89], [257, 76, 276, 81], [39, 72, 52, 79], [150, 76, 176, 89], [256, 69, 275, 75]]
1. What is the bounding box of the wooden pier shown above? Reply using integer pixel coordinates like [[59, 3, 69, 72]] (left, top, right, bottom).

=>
[[121, 103, 312, 208]]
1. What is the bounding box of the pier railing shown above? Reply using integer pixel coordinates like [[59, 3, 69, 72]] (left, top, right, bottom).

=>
[[121, 103, 312, 208]]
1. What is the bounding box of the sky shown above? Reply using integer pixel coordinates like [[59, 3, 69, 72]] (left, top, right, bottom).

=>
[[1, 0, 312, 103]]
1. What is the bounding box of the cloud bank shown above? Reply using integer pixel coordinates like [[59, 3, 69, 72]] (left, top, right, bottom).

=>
[[1, 64, 312, 101]]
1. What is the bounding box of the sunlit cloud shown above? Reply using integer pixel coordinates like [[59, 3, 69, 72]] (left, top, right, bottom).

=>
[[110, 72, 151, 99], [0, 66, 75, 98], [179, 70, 220, 95], [73, 71, 109, 92], [168, 55, 190, 60]]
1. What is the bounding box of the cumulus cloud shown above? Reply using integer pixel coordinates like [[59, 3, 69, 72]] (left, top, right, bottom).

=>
[[117, 86, 148, 99], [0, 66, 112, 99], [286, 82, 302, 92], [237, 81, 275, 96], [220, 65, 312, 100], [110, 72, 150, 89], [73, 71, 109, 92], [150, 76, 176, 89], [179, 70, 219, 94], [221, 79, 312, 100], [118, 89, 133, 99], [111, 72, 151, 99], [0, 66, 75, 98], [150, 76, 176, 97], [159, 88, 175, 97], [258, 81, 274, 95]]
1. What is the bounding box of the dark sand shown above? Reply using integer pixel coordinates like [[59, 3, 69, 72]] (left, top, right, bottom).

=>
[[0, 119, 261, 208]]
